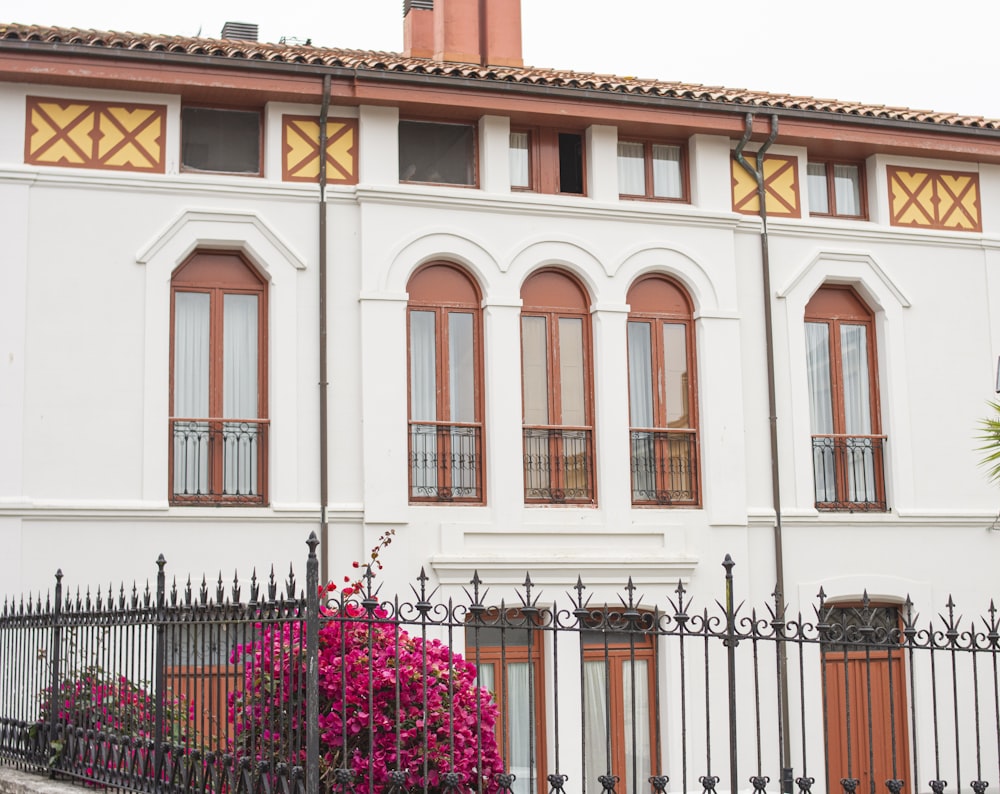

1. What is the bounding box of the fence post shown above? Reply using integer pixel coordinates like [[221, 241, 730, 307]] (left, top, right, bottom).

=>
[[46, 569, 63, 775], [723, 555, 738, 794], [306, 533, 320, 794], [153, 554, 166, 792]]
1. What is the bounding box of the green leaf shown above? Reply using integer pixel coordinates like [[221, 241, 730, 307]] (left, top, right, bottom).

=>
[[976, 400, 1000, 484]]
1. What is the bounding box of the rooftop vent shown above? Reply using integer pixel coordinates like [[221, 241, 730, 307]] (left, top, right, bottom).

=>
[[220, 21, 258, 41]]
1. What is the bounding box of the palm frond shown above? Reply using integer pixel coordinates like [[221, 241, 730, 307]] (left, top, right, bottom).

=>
[[976, 400, 1000, 484]]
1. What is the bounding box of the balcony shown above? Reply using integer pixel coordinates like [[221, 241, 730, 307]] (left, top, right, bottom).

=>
[[523, 427, 594, 503], [409, 423, 483, 502], [811, 434, 886, 511], [629, 429, 698, 505], [170, 418, 268, 505]]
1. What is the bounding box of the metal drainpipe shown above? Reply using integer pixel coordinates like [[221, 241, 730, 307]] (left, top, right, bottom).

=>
[[733, 112, 793, 794], [318, 74, 331, 585]]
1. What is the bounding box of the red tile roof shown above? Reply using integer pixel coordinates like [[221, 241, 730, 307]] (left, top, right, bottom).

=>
[[3, 22, 999, 131]]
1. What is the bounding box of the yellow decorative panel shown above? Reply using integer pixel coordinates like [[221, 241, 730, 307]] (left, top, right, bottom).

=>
[[731, 154, 800, 218], [887, 166, 981, 231], [282, 116, 358, 184], [25, 97, 165, 173]]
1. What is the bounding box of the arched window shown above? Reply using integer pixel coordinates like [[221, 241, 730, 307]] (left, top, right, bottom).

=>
[[170, 252, 268, 505], [805, 285, 886, 510], [520, 270, 594, 504], [626, 276, 699, 506], [407, 263, 484, 503]]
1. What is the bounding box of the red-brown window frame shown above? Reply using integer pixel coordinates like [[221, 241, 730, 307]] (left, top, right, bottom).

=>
[[406, 263, 486, 504], [509, 127, 537, 192], [617, 139, 689, 202], [509, 127, 587, 196], [169, 251, 269, 506], [626, 275, 700, 507], [582, 616, 659, 792], [465, 614, 547, 794], [805, 285, 886, 511], [807, 159, 868, 219], [180, 105, 264, 177], [520, 269, 596, 505], [398, 117, 479, 188]]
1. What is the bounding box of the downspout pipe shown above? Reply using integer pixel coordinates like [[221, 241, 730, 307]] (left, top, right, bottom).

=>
[[733, 112, 793, 793], [318, 74, 331, 585]]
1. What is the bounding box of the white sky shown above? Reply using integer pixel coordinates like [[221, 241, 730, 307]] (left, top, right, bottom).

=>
[[7, 0, 1000, 121]]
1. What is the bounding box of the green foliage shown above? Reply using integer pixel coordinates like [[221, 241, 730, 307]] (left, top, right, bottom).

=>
[[976, 400, 1000, 484]]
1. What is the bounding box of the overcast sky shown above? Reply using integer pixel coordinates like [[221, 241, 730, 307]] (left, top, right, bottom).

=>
[[8, 0, 1000, 120]]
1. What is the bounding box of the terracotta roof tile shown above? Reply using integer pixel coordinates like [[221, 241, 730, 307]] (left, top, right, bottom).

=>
[[3, 22, 999, 131]]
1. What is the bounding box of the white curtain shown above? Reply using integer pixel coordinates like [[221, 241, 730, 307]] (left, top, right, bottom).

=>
[[521, 317, 549, 426], [662, 323, 688, 427], [559, 318, 585, 426], [617, 142, 645, 195], [623, 660, 651, 790], [410, 311, 437, 495], [807, 163, 829, 213], [627, 322, 653, 428], [834, 164, 861, 216], [628, 322, 654, 498], [223, 294, 258, 495], [584, 661, 610, 790], [173, 292, 209, 495], [448, 312, 477, 495], [805, 322, 835, 502], [651, 145, 681, 199], [507, 662, 535, 794], [841, 324, 875, 501], [509, 132, 530, 188]]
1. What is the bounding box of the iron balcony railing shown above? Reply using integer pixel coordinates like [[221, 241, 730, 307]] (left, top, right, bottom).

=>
[[811, 433, 887, 511], [629, 428, 698, 506], [522, 426, 594, 503], [4, 540, 1000, 794], [170, 417, 268, 505], [408, 422, 483, 502]]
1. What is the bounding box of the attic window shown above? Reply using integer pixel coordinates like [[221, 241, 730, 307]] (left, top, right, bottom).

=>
[[399, 120, 476, 186], [181, 107, 261, 175]]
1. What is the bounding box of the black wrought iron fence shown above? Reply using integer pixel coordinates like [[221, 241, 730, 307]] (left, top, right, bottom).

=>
[[2, 537, 1000, 794]]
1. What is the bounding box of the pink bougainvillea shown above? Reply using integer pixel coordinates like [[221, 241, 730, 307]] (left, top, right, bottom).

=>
[[229, 533, 504, 793]]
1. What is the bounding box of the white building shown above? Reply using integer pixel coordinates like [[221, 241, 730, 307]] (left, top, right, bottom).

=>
[[1, 4, 999, 792]]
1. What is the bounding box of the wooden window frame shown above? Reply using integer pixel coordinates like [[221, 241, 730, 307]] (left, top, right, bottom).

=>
[[398, 118, 479, 188], [627, 276, 699, 507], [465, 615, 547, 794], [520, 269, 596, 505], [407, 263, 486, 504], [509, 127, 538, 192], [805, 285, 886, 512], [617, 139, 689, 202], [180, 105, 264, 177], [582, 615, 659, 793], [169, 252, 269, 506], [807, 159, 868, 220]]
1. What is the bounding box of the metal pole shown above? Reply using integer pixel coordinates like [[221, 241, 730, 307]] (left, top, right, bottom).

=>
[[733, 112, 794, 793], [305, 533, 320, 794], [318, 74, 331, 586]]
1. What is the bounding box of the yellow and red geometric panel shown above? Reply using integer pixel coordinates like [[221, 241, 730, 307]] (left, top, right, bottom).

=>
[[731, 154, 800, 218], [25, 96, 165, 173], [281, 116, 358, 184], [887, 166, 981, 232]]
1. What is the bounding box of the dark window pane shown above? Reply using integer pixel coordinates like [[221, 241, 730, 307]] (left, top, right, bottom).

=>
[[399, 120, 475, 185], [182, 108, 261, 174], [557, 133, 584, 194]]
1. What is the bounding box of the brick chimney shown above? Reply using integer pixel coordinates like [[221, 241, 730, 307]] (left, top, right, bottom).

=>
[[402, 0, 523, 67]]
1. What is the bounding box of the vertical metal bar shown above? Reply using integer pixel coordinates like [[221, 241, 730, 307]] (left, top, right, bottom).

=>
[[723, 555, 738, 794], [153, 556, 167, 793], [48, 570, 64, 775], [305, 533, 319, 794]]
